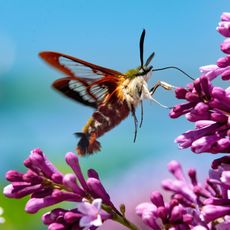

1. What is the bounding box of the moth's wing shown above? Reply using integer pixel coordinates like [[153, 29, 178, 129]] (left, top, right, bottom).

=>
[[52, 77, 97, 108], [39, 51, 126, 108], [39, 51, 123, 79]]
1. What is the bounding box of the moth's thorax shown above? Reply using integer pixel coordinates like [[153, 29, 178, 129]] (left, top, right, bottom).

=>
[[121, 72, 152, 108]]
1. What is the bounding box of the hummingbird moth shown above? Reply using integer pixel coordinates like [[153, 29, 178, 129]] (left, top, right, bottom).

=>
[[39, 30, 173, 155]]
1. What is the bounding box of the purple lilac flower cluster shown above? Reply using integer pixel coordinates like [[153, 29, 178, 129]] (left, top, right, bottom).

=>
[[170, 12, 230, 154], [136, 12, 230, 230], [136, 157, 230, 229], [200, 12, 230, 81], [3, 148, 124, 230]]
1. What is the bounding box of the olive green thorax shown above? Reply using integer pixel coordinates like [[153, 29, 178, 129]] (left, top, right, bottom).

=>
[[125, 67, 141, 78], [125, 66, 153, 79]]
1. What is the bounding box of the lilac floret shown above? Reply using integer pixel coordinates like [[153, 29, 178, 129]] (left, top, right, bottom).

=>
[[78, 198, 110, 229], [221, 12, 230, 22], [87, 178, 112, 207], [65, 152, 89, 192], [26, 189, 82, 213], [221, 39, 230, 54]]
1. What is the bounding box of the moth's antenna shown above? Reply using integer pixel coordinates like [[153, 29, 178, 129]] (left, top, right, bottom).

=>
[[153, 66, 195, 81], [145, 51, 155, 67], [139, 29, 146, 68]]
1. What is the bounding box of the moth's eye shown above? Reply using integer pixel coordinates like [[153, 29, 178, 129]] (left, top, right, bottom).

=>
[[137, 68, 144, 75]]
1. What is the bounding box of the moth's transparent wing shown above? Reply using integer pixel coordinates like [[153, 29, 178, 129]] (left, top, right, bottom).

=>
[[40, 51, 125, 108]]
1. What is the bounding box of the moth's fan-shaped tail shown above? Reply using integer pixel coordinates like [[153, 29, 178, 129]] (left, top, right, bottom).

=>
[[75, 132, 101, 155]]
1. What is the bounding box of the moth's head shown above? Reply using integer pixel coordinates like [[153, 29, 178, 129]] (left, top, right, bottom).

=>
[[126, 29, 154, 78]]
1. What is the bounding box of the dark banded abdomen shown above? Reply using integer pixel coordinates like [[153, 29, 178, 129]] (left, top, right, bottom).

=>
[[76, 100, 130, 155]]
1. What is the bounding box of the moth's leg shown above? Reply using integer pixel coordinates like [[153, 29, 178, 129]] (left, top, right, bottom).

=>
[[149, 81, 175, 109], [131, 106, 138, 143], [139, 100, 144, 128], [150, 80, 174, 95]]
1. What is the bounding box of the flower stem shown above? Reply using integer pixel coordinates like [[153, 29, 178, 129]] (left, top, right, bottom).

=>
[[101, 202, 140, 229], [112, 212, 140, 230]]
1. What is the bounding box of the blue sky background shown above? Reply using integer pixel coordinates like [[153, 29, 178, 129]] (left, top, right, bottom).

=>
[[0, 1, 229, 229]]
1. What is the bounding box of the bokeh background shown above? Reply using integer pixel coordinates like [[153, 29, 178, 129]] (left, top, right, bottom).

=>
[[0, 1, 229, 229]]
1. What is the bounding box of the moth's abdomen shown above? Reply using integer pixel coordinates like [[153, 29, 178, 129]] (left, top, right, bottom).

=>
[[94, 100, 130, 136], [76, 132, 101, 156], [76, 100, 130, 155]]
